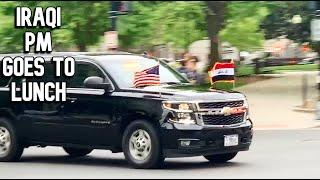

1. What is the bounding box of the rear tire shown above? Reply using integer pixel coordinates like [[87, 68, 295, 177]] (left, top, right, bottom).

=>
[[0, 118, 24, 162], [204, 152, 238, 163], [122, 120, 164, 169], [63, 147, 93, 157]]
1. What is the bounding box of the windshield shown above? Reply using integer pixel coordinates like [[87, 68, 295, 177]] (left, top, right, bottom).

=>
[[98, 55, 189, 89]]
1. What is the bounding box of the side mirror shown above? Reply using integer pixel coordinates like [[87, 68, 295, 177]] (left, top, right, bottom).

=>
[[83, 76, 113, 92]]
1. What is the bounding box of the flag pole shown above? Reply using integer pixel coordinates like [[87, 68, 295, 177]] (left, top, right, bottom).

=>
[[232, 59, 235, 89], [157, 57, 162, 98], [233, 80, 235, 89]]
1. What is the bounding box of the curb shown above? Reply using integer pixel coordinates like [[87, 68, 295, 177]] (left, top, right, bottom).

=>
[[293, 107, 316, 113], [256, 74, 285, 78], [253, 120, 320, 131]]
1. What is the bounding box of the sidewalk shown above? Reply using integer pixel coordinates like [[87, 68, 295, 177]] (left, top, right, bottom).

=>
[[235, 71, 319, 130]]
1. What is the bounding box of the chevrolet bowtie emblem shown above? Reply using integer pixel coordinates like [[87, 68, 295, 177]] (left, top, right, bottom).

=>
[[221, 106, 247, 116]]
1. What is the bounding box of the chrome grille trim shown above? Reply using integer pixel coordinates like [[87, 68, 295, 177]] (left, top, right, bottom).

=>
[[196, 99, 245, 112], [202, 113, 245, 126], [198, 100, 244, 110], [194, 99, 247, 127], [195, 112, 246, 128]]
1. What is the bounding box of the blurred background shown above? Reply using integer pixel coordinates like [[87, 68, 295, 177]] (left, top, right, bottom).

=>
[[1, 2, 320, 178], [0, 1, 319, 129]]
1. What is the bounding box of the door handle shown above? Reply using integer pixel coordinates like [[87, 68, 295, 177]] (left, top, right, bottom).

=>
[[67, 98, 78, 103]]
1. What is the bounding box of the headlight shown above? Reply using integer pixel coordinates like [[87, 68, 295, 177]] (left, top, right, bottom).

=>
[[173, 112, 195, 124], [163, 101, 196, 125], [162, 101, 194, 112]]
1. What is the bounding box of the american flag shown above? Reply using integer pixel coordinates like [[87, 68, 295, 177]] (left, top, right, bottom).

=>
[[134, 65, 160, 88]]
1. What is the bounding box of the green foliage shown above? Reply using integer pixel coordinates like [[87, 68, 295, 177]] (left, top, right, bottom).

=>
[[117, 2, 156, 49], [236, 65, 255, 77], [260, 1, 313, 43], [59, 2, 110, 51], [220, 2, 270, 51], [262, 64, 318, 73], [0, 2, 24, 53], [0, 1, 312, 54], [0, 1, 109, 53], [155, 1, 206, 49], [118, 1, 206, 50]]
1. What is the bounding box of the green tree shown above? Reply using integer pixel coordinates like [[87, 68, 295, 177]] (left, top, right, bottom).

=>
[[0, 1, 110, 53], [117, 2, 156, 49], [118, 1, 206, 50], [0, 1, 25, 53], [260, 1, 313, 43], [219, 1, 271, 51], [58, 1, 110, 51], [155, 1, 206, 49]]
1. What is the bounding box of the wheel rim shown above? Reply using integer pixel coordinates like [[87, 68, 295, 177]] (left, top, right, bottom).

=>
[[0, 127, 11, 157], [129, 129, 152, 161]]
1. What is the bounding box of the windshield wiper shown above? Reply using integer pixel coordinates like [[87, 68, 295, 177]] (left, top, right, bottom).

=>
[[160, 82, 183, 85], [131, 82, 187, 88]]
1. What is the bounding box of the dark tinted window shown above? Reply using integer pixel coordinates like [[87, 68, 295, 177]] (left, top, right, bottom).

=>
[[42, 63, 66, 83], [0, 76, 11, 87], [68, 63, 105, 88], [25, 63, 66, 83]]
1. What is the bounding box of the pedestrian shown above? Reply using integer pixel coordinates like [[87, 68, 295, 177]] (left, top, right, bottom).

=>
[[182, 52, 192, 60], [177, 55, 204, 85], [143, 47, 156, 58], [176, 52, 192, 71]]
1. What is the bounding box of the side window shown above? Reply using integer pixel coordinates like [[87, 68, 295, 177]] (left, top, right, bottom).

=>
[[0, 77, 11, 87], [68, 63, 105, 88], [25, 62, 66, 83], [42, 63, 66, 83]]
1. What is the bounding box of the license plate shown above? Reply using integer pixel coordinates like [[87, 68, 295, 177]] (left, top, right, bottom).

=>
[[224, 134, 239, 147]]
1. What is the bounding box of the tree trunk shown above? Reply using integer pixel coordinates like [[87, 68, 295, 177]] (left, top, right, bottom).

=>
[[78, 44, 87, 52], [253, 58, 260, 74], [206, 13, 221, 68], [205, 1, 227, 70]]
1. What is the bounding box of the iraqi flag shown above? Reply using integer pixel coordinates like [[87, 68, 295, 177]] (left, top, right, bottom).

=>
[[208, 60, 235, 84]]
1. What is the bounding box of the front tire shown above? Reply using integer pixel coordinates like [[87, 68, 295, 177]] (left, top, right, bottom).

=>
[[204, 152, 238, 163], [63, 147, 93, 157], [0, 118, 24, 162], [122, 120, 164, 169]]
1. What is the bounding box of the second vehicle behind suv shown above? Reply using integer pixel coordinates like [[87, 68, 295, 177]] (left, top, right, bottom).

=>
[[0, 52, 253, 169]]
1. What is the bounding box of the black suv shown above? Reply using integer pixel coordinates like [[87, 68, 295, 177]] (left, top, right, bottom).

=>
[[0, 53, 253, 169]]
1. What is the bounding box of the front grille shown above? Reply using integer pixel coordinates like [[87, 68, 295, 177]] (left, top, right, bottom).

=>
[[198, 100, 244, 109], [202, 113, 244, 126]]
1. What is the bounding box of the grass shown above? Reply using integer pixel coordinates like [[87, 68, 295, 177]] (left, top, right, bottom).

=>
[[182, 64, 318, 92], [236, 66, 255, 77], [235, 64, 318, 77], [261, 64, 318, 73]]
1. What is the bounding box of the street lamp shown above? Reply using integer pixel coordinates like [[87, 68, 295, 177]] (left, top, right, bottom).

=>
[[291, 15, 302, 58], [291, 14, 307, 106]]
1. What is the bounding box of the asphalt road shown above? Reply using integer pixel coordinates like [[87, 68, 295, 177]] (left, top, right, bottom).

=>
[[1, 129, 320, 179]]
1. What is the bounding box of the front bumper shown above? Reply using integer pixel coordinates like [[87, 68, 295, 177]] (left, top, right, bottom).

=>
[[160, 120, 253, 158]]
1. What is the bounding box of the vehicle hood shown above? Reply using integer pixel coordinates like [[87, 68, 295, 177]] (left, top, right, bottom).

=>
[[124, 84, 246, 101]]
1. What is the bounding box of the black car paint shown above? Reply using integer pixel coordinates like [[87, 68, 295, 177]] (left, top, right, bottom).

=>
[[0, 54, 253, 157]]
